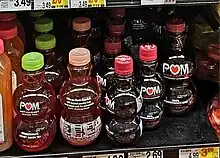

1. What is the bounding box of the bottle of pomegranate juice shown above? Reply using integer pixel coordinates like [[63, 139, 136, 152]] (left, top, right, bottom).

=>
[[59, 48, 102, 146], [105, 55, 143, 146], [162, 17, 196, 115], [138, 44, 164, 129], [13, 52, 56, 152]]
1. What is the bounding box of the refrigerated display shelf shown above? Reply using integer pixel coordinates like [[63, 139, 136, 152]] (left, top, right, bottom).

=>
[[1, 82, 219, 158]]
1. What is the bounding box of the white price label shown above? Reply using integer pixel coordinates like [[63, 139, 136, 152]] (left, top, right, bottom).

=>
[[179, 147, 219, 158], [0, 0, 32, 11], [71, 0, 87, 8], [141, 0, 175, 5], [128, 150, 163, 158], [83, 153, 124, 158], [34, 0, 51, 10]]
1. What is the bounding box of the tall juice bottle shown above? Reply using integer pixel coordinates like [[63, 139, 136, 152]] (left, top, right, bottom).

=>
[[59, 48, 102, 146], [13, 52, 56, 152], [35, 34, 67, 118], [0, 22, 24, 93], [0, 39, 13, 152], [0, 13, 26, 49]]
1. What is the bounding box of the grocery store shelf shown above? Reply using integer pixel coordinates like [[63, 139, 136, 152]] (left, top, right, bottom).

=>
[[1, 83, 219, 158]]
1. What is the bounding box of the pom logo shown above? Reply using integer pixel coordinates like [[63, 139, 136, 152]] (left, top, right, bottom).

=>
[[96, 74, 106, 87], [141, 86, 161, 97], [20, 102, 40, 111], [163, 63, 189, 76], [105, 94, 114, 110]]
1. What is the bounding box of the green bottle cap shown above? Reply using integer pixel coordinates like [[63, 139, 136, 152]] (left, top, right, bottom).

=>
[[35, 17, 53, 33], [35, 34, 56, 50], [30, 11, 45, 18], [22, 52, 44, 71]]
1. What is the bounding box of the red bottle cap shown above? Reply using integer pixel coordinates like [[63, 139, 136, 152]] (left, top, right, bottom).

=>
[[0, 22, 18, 39], [114, 55, 133, 75], [104, 37, 122, 54], [72, 17, 91, 32], [0, 39, 4, 54], [109, 20, 125, 36], [166, 17, 185, 33], [110, 8, 126, 19], [139, 44, 157, 61], [0, 13, 16, 21]]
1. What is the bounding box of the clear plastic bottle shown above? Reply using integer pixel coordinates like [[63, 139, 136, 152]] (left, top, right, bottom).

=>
[[105, 55, 143, 146], [96, 37, 122, 112], [59, 48, 102, 146], [207, 92, 220, 138], [13, 52, 56, 152], [72, 17, 100, 68], [0, 22, 24, 93], [138, 44, 164, 129], [0, 13, 26, 49], [162, 18, 196, 115], [0, 39, 13, 152]]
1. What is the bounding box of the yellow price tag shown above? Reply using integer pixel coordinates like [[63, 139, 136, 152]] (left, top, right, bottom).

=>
[[87, 0, 105, 7], [51, 0, 68, 7], [198, 147, 219, 158]]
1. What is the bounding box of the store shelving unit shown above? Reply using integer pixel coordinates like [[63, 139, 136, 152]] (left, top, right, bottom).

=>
[[0, 0, 220, 157]]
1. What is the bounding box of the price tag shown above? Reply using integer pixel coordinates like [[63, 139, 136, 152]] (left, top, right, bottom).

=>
[[128, 150, 163, 158], [83, 153, 124, 158], [51, 0, 68, 8], [141, 0, 175, 5], [179, 147, 219, 158], [34, 0, 51, 10], [87, 0, 105, 7], [71, 0, 88, 8], [0, 0, 32, 11]]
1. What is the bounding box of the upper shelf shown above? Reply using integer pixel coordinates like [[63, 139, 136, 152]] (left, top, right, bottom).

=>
[[0, 0, 219, 12]]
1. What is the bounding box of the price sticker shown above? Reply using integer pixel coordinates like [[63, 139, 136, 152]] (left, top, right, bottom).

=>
[[87, 0, 105, 7], [34, 0, 51, 10], [51, 0, 68, 8], [141, 0, 175, 5], [0, 0, 32, 11], [128, 150, 163, 158], [179, 147, 219, 158], [83, 153, 124, 158], [71, 0, 88, 8]]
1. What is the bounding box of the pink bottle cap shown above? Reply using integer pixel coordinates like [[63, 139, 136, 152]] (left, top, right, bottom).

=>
[[0, 22, 18, 40], [114, 55, 133, 75], [139, 44, 157, 61], [166, 17, 185, 33], [69, 48, 91, 66], [72, 17, 91, 32], [0, 13, 16, 21], [0, 39, 4, 54], [109, 20, 125, 36], [104, 37, 122, 54], [208, 43, 220, 61], [110, 8, 126, 19]]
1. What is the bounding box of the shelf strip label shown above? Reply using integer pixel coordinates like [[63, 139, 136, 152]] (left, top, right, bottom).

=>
[[141, 0, 176, 5], [34, 0, 69, 10], [179, 146, 219, 158], [71, 0, 105, 8], [83, 153, 124, 158], [128, 150, 163, 158], [0, 0, 32, 11]]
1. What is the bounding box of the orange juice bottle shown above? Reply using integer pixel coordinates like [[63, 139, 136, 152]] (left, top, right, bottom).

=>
[[0, 22, 24, 93], [0, 39, 13, 151]]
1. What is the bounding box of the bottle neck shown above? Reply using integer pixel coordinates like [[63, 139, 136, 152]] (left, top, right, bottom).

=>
[[166, 31, 186, 52], [68, 63, 92, 84], [39, 48, 56, 69], [140, 60, 158, 77], [115, 73, 134, 91], [72, 29, 92, 47], [104, 53, 119, 70], [22, 69, 45, 90]]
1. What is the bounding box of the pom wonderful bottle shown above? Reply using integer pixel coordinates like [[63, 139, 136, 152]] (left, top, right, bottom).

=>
[[59, 48, 102, 146], [138, 44, 164, 129], [13, 52, 56, 152], [105, 55, 143, 146]]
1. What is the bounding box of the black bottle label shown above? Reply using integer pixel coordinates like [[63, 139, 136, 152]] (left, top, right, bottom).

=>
[[162, 55, 194, 80]]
